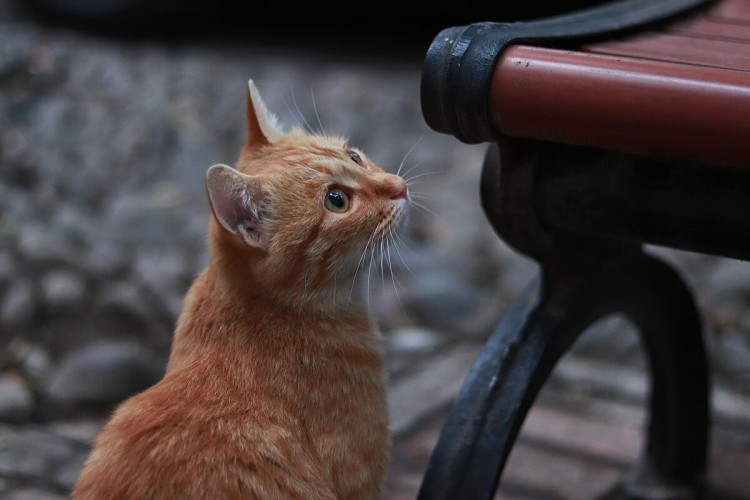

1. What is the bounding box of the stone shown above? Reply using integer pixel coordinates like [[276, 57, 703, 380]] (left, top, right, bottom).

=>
[[97, 281, 155, 329], [40, 270, 87, 313], [44, 341, 164, 409], [103, 190, 180, 247], [0, 423, 77, 485], [133, 248, 191, 306], [386, 326, 444, 353], [572, 315, 642, 364], [20, 344, 52, 383], [0, 252, 13, 289], [83, 242, 130, 277], [16, 224, 68, 266], [52, 452, 86, 491], [47, 419, 104, 445], [402, 271, 491, 337], [0, 278, 36, 329], [4, 489, 68, 500], [706, 257, 750, 299], [716, 330, 750, 376], [0, 373, 33, 422]]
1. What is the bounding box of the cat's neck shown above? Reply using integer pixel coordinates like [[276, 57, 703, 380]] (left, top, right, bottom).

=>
[[166, 257, 373, 374]]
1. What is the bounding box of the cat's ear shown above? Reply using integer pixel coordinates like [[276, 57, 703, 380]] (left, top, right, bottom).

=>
[[245, 80, 282, 149], [206, 164, 269, 250]]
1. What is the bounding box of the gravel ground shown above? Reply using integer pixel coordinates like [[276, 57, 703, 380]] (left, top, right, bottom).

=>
[[0, 1, 748, 497]]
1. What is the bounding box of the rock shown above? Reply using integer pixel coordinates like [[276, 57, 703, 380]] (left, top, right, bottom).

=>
[[386, 326, 444, 353], [133, 248, 191, 311], [402, 271, 491, 338], [16, 224, 62, 265], [50, 203, 98, 246], [83, 242, 130, 277], [47, 419, 104, 445], [572, 315, 642, 364], [97, 281, 155, 329], [384, 325, 448, 376], [0, 252, 13, 289], [0, 423, 80, 488], [20, 344, 52, 384], [716, 330, 750, 376], [52, 452, 86, 491], [4, 489, 68, 500], [0, 278, 36, 329], [705, 258, 750, 299], [44, 341, 164, 409], [370, 285, 411, 333], [40, 270, 87, 313], [103, 189, 184, 247], [495, 251, 538, 300], [0, 373, 33, 422]]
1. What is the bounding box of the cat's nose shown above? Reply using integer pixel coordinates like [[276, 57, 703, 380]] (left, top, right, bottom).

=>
[[389, 178, 408, 200]]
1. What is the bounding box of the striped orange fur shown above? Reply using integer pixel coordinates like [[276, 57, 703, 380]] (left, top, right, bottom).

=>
[[73, 81, 408, 499]]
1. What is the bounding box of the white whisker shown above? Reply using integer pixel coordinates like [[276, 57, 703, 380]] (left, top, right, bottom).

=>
[[400, 162, 423, 180], [348, 227, 378, 305], [291, 86, 314, 133], [386, 230, 407, 314], [406, 191, 435, 201], [410, 199, 439, 217], [366, 240, 377, 309], [397, 134, 424, 177], [404, 171, 439, 183], [393, 233, 423, 283], [379, 234, 386, 292], [281, 95, 307, 131], [310, 87, 325, 134]]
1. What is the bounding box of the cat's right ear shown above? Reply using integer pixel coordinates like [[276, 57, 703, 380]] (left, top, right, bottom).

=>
[[245, 80, 283, 149], [206, 164, 269, 250]]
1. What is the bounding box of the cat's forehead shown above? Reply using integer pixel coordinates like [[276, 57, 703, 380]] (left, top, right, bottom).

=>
[[237, 131, 386, 181]]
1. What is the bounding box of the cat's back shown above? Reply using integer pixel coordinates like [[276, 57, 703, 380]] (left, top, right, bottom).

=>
[[72, 367, 336, 500]]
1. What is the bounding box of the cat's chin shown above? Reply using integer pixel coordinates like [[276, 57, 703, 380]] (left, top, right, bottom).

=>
[[393, 200, 409, 230]]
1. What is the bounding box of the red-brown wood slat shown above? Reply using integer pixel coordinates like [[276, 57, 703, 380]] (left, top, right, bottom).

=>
[[489, 45, 750, 168], [708, 0, 750, 22], [669, 16, 750, 42], [583, 32, 750, 72]]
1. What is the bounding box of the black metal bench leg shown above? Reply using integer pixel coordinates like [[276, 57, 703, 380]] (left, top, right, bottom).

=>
[[417, 141, 709, 500]]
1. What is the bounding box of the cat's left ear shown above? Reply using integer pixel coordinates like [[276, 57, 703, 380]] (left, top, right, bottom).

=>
[[206, 164, 269, 250], [245, 80, 283, 149]]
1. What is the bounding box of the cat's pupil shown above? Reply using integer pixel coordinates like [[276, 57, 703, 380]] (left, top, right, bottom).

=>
[[328, 191, 345, 208]]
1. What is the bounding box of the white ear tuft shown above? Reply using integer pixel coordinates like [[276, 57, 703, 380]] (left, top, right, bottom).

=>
[[205, 164, 268, 249], [246, 80, 283, 147]]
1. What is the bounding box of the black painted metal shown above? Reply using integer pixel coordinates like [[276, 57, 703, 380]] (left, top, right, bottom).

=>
[[421, 0, 713, 144], [417, 141, 710, 499], [532, 145, 750, 262]]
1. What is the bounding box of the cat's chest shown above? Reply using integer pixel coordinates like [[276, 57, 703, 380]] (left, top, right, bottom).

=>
[[307, 373, 389, 498]]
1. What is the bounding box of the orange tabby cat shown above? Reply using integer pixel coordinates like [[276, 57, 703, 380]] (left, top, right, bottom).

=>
[[73, 81, 408, 499]]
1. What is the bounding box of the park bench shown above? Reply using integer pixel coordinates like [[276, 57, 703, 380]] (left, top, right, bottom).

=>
[[417, 0, 750, 498]]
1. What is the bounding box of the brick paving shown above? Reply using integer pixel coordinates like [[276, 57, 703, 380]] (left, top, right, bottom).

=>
[[384, 345, 750, 500]]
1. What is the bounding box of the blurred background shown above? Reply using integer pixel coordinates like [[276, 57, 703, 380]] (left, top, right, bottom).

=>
[[0, 0, 749, 498]]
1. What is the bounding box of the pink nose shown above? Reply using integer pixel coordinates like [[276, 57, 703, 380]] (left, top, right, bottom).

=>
[[390, 178, 408, 200]]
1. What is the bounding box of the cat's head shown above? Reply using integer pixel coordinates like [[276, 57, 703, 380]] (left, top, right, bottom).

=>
[[205, 80, 408, 309]]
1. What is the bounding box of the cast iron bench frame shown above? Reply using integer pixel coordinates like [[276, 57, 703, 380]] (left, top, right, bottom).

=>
[[417, 0, 750, 498]]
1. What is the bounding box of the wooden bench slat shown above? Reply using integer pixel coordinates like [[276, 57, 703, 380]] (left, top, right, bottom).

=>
[[669, 17, 750, 42], [584, 32, 750, 72], [490, 45, 750, 168], [708, 0, 750, 21]]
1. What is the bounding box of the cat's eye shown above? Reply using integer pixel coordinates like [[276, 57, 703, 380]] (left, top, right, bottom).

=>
[[325, 188, 350, 213], [347, 150, 363, 166]]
